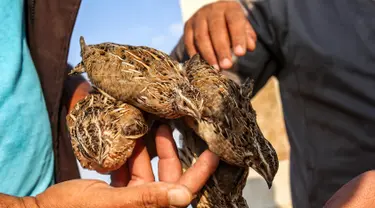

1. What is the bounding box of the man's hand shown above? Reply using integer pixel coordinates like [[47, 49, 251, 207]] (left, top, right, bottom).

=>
[[18, 179, 192, 208], [59, 66, 220, 207], [184, 1, 256, 69], [9, 125, 219, 208], [33, 165, 214, 208], [111, 124, 219, 190], [324, 170, 375, 208]]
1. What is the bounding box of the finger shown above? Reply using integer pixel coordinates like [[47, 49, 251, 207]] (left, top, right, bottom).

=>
[[245, 21, 257, 51], [156, 125, 182, 183], [184, 20, 198, 57], [127, 139, 155, 187], [192, 15, 219, 69], [178, 150, 220, 194], [106, 182, 193, 207], [208, 11, 233, 69], [225, 7, 248, 56], [110, 165, 130, 187]]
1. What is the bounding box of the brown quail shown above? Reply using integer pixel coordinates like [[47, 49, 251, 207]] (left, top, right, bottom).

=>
[[69, 36, 202, 120], [66, 37, 279, 208], [182, 54, 279, 188], [66, 91, 148, 173], [174, 119, 249, 208]]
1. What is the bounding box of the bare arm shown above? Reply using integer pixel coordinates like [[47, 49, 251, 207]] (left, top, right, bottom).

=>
[[0, 126, 219, 208], [63, 66, 92, 113], [0, 194, 37, 208], [170, 0, 287, 96], [324, 170, 375, 208]]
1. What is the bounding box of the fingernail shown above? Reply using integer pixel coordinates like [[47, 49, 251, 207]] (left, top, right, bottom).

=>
[[168, 186, 192, 206], [234, 45, 245, 55], [212, 64, 219, 69], [220, 58, 232, 68], [248, 39, 256, 51]]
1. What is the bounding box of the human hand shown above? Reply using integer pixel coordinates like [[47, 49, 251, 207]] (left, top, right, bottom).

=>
[[324, 170, 375, 208], [111, 124, 219, 189], [20, 125, 219, 208], [184, 1, 256, 69], [21, 179, 191, 208]]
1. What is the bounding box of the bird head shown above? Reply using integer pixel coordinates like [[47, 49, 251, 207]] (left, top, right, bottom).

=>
[[68, 62, 86, 76], [173, 86, 203, 120], [246, 120, 279, 189], [68, 36, 95, 76]]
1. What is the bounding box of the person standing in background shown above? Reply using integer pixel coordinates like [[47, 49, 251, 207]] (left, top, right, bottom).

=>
[[170, 0, 375, 207], [0, 0, 220, 207]]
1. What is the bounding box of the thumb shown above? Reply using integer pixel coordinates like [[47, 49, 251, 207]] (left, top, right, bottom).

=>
[[109, 182, 193, 207]]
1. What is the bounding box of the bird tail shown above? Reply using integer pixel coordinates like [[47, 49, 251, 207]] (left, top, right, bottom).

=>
[[79, 36, 89, 56], [240, 78, 255, 99]]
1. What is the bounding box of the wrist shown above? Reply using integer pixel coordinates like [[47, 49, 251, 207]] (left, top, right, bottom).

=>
[[63, 76, 92, 113]]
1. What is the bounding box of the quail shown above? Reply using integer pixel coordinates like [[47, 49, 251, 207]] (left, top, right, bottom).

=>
[[69, 36, 203, 120], [67, 37, 280, 208], [182, 54, 279, 188], [174, 119, 249, 208], [66, 91, 148, 173]]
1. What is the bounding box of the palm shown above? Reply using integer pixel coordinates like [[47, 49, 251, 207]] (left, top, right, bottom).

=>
[[33, 125, 219, 208]]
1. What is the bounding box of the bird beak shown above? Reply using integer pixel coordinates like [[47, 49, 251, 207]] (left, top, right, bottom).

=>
[[267, 180, 273, 189], [176, 91, 202, 120], [255, 169, 275, 189], [68, 62, 86, 76]]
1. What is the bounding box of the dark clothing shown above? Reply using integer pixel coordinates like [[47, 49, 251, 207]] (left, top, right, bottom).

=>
[[25, 0, 82, 182], [171, 0, 375, 207]]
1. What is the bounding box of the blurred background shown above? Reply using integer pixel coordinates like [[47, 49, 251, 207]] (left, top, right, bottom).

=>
[[67, 1, 292, 207]]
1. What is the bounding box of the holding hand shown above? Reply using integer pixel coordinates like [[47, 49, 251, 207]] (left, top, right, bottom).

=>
[[17, 125, 219, 208], [184, 1, 256, 69]]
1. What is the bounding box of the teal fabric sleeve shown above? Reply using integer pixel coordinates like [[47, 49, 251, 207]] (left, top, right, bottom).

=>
[[0, 0, 55, 196]]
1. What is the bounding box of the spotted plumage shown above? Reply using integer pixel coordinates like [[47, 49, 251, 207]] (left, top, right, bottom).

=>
[[182, 54, 279, 187], [66, 91, 148, 173], [69, 37, 202, 120], [175, 119, 249, 208], [67, 37, 279, 208]]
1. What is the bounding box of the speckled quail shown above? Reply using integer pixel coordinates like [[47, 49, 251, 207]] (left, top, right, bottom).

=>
[[66, 91, 148, 173], [182, 54, 279, 188], [174, 119, 249, 208], [69, 36, 203, 120], [67, 37, 279, 208]]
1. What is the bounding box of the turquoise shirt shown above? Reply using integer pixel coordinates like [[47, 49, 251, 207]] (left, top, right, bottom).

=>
[[0, 0, 54, 196]]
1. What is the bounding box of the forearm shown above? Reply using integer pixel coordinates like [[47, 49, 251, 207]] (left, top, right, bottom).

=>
[[63, 73, 92, 113], [0, 194, 38, 208]]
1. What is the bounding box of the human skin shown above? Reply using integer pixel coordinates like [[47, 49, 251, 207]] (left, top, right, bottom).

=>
[[324, 170, 375, 208], [0, 76, 220, 208], [184, 2, 375, 207], [0, 124, 220, 208], [183, 1, 257, 69]]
